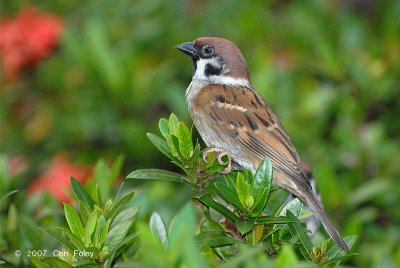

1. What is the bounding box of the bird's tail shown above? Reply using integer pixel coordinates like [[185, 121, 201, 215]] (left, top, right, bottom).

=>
[[304, 190, 349, 253]]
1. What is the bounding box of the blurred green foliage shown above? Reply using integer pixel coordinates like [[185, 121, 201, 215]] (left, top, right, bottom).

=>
[[1, 0, 400, 267]]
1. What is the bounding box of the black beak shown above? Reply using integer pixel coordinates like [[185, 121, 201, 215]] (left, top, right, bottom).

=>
[[176, 42, 198, 58]]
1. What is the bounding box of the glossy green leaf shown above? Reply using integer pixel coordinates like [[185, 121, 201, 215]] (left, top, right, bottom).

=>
[[177, 122, 193, 159], [79, 201, 93, 225], [195, 231, 243, 247], [95, 184, 103, 207], [236, 173, 252, 210], [106, 191, 134, 221], [149, 212, 168, 249], [70, 177, 96, 209], [214, 182, 245, 212], [126, 169, 189, 184], [196, 194, 239, 222], [327, 235, 357, 259], [158, 118, 169, 139], [253, 216, 294, 225], [84, 210, 98, 246], [110, 206, 138, 229], [40, 228, 75, 252], [57, 227, 85, 250], [106, 207, 137, 255], [147, 133, 174, 160], [170, 134, 183, 158], [251, 158, 272, 216], [94, 215, 108, 247], [168, 113, 180, 136], [264, 188, 289, 216], [64, 203, 85, 240], [286, 210, 314, 257], [280, 198, 303, 218], [224, 172, 237, 190]]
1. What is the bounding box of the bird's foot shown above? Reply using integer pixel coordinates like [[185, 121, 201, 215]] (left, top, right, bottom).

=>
[[202, 147, 232, 174]]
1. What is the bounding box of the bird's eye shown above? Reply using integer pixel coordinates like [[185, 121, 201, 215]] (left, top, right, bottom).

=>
[[202, 45, 214, 56]]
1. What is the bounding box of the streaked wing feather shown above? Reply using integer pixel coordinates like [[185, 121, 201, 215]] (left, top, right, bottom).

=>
[[198, 84, 306, 184]]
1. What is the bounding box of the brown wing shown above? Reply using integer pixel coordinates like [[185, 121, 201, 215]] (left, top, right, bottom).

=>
[[195, 84, 308, 185]]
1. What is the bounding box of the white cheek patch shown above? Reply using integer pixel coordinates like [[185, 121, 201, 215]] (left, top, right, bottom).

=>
[[192, 58, 250, 88], [193, 58, 221, 80]]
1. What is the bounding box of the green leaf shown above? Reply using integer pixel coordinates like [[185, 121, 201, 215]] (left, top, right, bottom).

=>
[[235, 220, 255, 235], [327, 235, 357, 259], [169, 203, 196, 239], [195, 231, 243, 247], [29, 256, 71, 268], [250, 190, 268, 217], [40, 228, 76, 252], [94, 185, 103, 208], [236, 173, 252, 210], [275, 244, 298, 268], [253, 216, 294, 225], [215, 182, 245, 212], [264, 188, 289, 216], [94, 215, 108, 247], [224, 172, 237, 190], [84, 210, 98, 247], [111, 206, 138, 229], [219, 245, 264, 268], [70, 177, 96, 209], [126, 169, 189, 184], [110, 154, 124, 182], [251, 158, 272, 216], [168, 113, 180, 136], [158, 118, 169, 139], [57, 227, 85, 250], [196, 194, 239, 223], [348, 179, 393, 208], [147, 133, 174, 160], [280, 198, 303, 218], [149, 212, 168, 249], [286, 210, 314, 257], [106, 207, 138, 255], [177, 122, 193, 159], [106, 191, 134, 221], [79, 201, 93, 225], [64, 203, 85, 240], [0, 190, 18, 203], [171, 135, 183, 158]]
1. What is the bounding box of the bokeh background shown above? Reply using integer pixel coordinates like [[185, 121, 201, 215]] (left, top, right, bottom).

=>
[[1, 0, 399, 266]]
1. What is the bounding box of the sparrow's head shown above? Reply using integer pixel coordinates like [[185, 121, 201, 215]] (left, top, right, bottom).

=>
[[176, 37, 251, 87]]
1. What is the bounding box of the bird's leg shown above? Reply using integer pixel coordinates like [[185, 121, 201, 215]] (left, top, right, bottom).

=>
[[202, 147, 232, 174]]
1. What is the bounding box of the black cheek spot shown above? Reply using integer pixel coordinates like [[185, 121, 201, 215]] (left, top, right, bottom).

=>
[[250, 101, 257, 109], [205, 63, 222, 76], [245, 115, 259, 131]]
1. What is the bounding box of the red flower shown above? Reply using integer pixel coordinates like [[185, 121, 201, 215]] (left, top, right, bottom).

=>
[[0, 5, 63, 82], [28, 154, 92, 203]]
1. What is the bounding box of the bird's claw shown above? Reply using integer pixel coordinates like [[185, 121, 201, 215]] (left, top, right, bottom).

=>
[[202, 148, 232, 174]]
